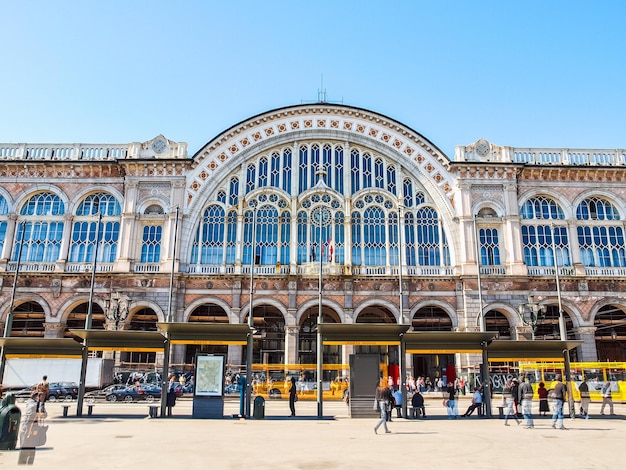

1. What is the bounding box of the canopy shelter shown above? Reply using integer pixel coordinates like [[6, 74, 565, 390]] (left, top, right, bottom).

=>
[[486, 340, 583, 362], [69, 330, 167, 352], [156, 322, 251, 345], [319, 323, 410, 345], [0, 337, 83, 357], [156, 322, 252, 418], [69, 329, 168, 417], [403, 331, 499, 354]]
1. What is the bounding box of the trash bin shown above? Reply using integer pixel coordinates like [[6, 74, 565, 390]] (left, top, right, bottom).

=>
[[253, 396, 265, 419], [0, 394, 21, 450]]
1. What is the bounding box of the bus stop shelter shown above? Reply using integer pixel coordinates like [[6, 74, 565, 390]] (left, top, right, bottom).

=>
[[70, 329, 168, 416], [156, 322, 252, 418], [402, 331, 499, 417], [319, 323, 410, 417]]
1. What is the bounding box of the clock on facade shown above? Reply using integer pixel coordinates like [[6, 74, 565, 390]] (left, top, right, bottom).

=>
[[151, 138, 168, 154], [312, 206, 331, 226]]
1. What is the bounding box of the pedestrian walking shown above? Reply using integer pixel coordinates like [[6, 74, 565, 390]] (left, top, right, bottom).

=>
[[34, 375, 49, 414], [503, 378, 520, 426], [519, 375, 534, 428], [551, 374, 567, 430], [600, 381, 615, 415], [289, 377, 297, 417], [446, 381, 458, 419], [537, 382, 550, 416], [578, 378, 590, 419], [374, 382, 391, 434]]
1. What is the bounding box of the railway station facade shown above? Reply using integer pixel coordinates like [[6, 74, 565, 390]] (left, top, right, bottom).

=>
[[1, 103, 625, 381]]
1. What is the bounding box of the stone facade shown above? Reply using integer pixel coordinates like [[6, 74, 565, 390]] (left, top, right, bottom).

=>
[[1, 104, 625, 379]]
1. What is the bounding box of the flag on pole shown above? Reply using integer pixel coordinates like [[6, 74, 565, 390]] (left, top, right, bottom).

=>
[[327, 237, 334, 262]]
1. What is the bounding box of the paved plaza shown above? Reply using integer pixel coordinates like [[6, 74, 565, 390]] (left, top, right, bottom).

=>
[[1, 397, 624, 469]]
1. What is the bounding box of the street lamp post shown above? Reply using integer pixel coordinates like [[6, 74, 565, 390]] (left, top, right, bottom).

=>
[[313, 205, 330, 418], [397, 203, 407, 418], [517, 298, 546, 340], [245, 207, 257, 418], [550, 223, 575, 418]]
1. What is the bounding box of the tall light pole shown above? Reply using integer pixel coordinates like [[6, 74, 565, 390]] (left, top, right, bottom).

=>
[[472, 214, 485, 332], [0, 221, 26, 382], [313, 204, 330, 418], [77, 212, 102, 416], [551, 223, 575, 418], [397, 203, 407, 418], [245, 207, 257, 418]]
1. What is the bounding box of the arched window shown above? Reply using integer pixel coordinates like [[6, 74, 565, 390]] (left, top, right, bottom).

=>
[[229, 177, 239, 206], [69, 193, 121, 263], [256, 205, 279, 265], [479, 228, 501, 265], [363, 207, 386, 266], [191, 205, 225, 264], [246, 164, 256, 194], [334, 147, 344, 194], [16, 192, 65, 263], [323, 144, 332, 187], [351, 149, 360, 193], [351, 211, 362, 266], [576, 197, 626, 267], [258, 157, 268, 187], [0, 195, 8, 256], [403, 179, 413, 207], [299, 145, 308, 193], [280, 211, 290, 265], [282, 149, 292, 193], [140, 225, 162, 263], [362, 153, 372, 189], [270, 152, 280, 188], [333, 212, 345, 264], [386, 165, 396, 195], [521, 196, 570, 267], [310, 144, 320, 187], [297, 211, 308, 264], [374, 158, 384, 189], [225, 210, 237, 264], [415, 207, 445, 266]]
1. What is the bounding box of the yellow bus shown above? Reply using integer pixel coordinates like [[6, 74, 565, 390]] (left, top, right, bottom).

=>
[[248, 362, 390, 400], [519, 361, 626, 402]]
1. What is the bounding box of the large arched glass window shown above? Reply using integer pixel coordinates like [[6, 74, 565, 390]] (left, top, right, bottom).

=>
[[576, 197, 626, 267], [15, 192, 65, 262], [363, 206, 386, 265], [521, 196, 570, 267], [415, 207, 447, 266], [69, 193, 121, 263], [191, 205, 225, 264], [256, 205, 279, 265]]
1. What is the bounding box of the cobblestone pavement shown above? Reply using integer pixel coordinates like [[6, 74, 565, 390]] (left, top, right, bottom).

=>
[[1, 398, 623, 469]]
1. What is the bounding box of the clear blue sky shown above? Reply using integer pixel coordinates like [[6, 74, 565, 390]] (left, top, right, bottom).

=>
[[1, 1, 625, 158]]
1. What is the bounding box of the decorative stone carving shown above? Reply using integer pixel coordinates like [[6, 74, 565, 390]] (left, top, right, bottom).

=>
[[51, 279, 62, 298]]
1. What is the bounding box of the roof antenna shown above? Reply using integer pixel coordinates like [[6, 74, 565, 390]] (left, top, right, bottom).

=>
[[317, 74, 326, 103]]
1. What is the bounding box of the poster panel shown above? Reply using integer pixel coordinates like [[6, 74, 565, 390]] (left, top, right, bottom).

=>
[[195, 354, 224, 397]]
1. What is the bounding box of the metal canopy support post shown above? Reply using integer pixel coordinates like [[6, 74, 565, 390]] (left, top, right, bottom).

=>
[[481, 343, 492, 418], [77, 213, 102, 417], [160, 337, 171, 418]]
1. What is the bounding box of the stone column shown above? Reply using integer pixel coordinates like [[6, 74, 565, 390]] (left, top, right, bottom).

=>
[[284, 325, 299, 365], [515, 325, 533, 341], [44, 322, 65, 338], [0, 214, 18, 263], [573, 326, 598, 361]]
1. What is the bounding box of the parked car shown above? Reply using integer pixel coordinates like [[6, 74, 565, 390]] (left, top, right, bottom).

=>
[[85, 384, 127, 404], [10, 381, 78, 402], [106, 384, 162, 403]]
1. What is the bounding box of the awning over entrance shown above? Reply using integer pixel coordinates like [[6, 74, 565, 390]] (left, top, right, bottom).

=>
[[156, 322, 251, 345], [403, 331, 499, 354], [319, 323, 410, 345], [70, 330, 167, 352], [486, 340, 584, 362], [0, 337, 83, 357]]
